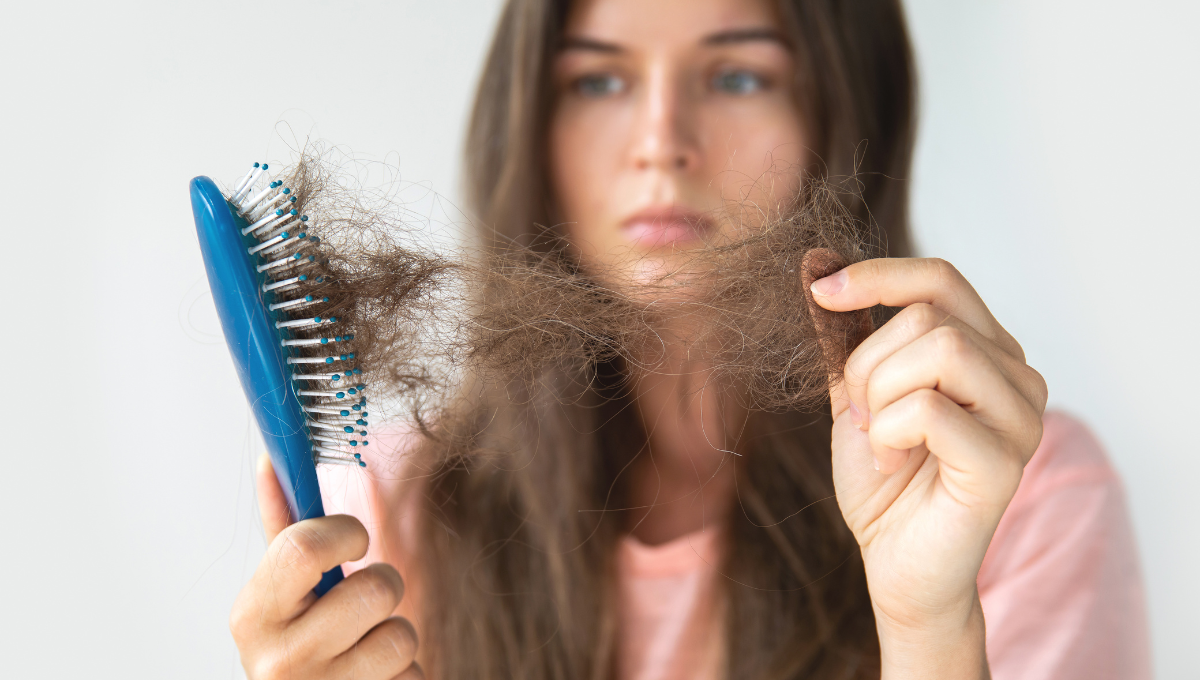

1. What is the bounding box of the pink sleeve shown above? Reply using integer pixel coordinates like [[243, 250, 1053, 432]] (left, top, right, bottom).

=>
[[978, 411, 1152, 680]]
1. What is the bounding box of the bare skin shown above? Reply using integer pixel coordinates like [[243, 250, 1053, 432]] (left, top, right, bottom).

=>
[[232, 0, 1046, 678]]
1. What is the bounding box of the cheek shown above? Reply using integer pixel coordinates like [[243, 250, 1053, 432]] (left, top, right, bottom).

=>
[[549, 104, 627, 225], [704, 105, 807, 203]]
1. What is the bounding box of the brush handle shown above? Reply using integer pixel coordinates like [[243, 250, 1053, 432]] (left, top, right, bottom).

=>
[[191, 176, 344, 596]]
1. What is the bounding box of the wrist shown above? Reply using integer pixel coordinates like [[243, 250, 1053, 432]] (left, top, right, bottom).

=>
[[874, 591, 990, 680]]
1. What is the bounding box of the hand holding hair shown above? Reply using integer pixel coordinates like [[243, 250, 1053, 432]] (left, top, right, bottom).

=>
[[806, 256, 1048, 680], [230, 454, 423, 680]]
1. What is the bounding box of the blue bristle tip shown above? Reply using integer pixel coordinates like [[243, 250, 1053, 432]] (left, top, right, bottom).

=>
[[261, 164, 268, 169], [343, 426, 354, 433], [282, 187, 290, 194], [305, 295, 313, 302], [348, 388, 357, 395], [336, 392, 345, 398], [320, 337, 329, 344], [350, 441, 358, 447], [325, 358, 333, 364], [331, 375, 340, 381], [301, 215, 309, 222], [253, 162, 260, 168], [299, 275, 308, 281], [341, 410, 350, 416]]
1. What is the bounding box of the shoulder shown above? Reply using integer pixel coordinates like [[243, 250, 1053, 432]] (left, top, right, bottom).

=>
[[978, 410, 1151, 680], [980, 409, 1127, 582]]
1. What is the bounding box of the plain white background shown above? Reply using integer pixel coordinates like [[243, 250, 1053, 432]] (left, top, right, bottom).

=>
[[0, 1, 1195, 677]]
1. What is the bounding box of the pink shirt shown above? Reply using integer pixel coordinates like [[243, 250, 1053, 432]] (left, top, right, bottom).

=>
[[319, 411, 1151, 679]]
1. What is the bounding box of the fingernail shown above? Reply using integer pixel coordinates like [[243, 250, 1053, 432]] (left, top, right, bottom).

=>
[[849, 401, 863, 429], [873, 456, 881, 471], [810, 270, 847, 297]]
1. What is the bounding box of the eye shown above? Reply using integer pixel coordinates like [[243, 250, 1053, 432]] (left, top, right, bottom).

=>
[[711, 69, 767, 95], [573, 73, 626, 98]]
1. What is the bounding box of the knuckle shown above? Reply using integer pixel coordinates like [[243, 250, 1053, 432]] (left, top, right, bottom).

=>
[[927, 257, 963, 285], [274, 524, 324, 573], [1030, 370, 1049, 412], [1018, 410, 1046, 459], [897, 303, 941, 335], [246, 650, 286, 680], [356, 564, 404, 609], [228, 594, 254, 640], [378, 616, 419, 662], [912, 389, 946, 419], [930, 325, 971, 361]]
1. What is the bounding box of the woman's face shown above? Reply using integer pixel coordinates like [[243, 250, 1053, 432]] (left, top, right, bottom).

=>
[[550, 0, 806, 282]]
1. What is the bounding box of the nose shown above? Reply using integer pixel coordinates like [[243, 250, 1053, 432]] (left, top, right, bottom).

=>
[[630, 62, 699, 173]]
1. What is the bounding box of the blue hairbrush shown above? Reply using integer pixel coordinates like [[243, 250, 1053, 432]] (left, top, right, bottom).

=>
[[191, 163, 370, 596]]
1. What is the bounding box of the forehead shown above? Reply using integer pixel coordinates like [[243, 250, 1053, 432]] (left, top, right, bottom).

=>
[[563, 0, 783, 48]]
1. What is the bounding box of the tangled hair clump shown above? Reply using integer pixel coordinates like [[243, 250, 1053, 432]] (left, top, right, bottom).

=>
[[260, 146, 887, 680], [271, 148, 878, 444]]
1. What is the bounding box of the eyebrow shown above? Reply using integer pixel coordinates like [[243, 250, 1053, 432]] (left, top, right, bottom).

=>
[[702, 27, 789, 48], [559, 36, 623, 54], [558, 27, 789, 54]]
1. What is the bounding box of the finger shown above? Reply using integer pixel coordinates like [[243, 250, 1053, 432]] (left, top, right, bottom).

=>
[[809, 258, 1024, 361], [256, 454, 291, 543], [800, 249, 874, 417], [844, 305, 1047, 423], [865, 325, 1044, 452], [250, 515, 370, 622], [869, 389, 1026, 500], [329, 616, 419, 680], [292, 563, 406, 658]]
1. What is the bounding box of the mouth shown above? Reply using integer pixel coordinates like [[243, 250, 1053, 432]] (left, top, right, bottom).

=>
[[619, 206, 713, 248]]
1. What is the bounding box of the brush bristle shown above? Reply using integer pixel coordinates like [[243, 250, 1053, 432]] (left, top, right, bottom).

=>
[[228, 162, 368, 469]]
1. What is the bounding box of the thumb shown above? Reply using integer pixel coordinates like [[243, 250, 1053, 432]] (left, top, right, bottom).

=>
[[256, 453, 292, 544], [801, 249, 873, 420]]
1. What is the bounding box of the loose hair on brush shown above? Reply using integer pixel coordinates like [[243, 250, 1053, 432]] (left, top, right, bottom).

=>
[[290, 1, 917, 678]]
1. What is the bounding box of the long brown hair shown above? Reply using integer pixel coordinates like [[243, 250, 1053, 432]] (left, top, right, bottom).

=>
[[418, 1, 917, 678]]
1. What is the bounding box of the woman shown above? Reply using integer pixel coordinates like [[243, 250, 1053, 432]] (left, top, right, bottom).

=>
[[230, 0, 1150, 678]]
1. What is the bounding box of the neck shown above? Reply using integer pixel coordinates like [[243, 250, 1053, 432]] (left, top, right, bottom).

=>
[[626, 356, 742, 545]]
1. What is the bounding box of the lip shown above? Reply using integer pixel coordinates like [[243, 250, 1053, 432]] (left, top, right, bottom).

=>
[[619, 206, 712, 248]]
